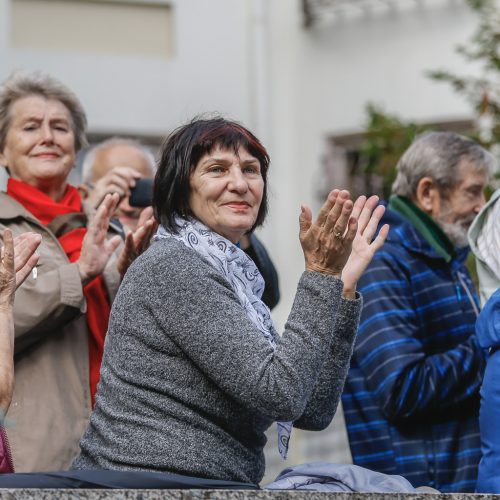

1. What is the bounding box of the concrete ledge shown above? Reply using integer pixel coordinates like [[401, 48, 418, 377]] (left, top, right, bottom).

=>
[[0, 491, 497, 499]]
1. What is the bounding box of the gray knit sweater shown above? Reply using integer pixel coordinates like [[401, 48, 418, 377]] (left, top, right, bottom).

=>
[[72, 238, 361, 485]]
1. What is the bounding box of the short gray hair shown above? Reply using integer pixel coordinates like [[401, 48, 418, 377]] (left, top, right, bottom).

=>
[[392, 131, 497, 199], [81, 137, 156, 183], [0, 71, 88, 152]]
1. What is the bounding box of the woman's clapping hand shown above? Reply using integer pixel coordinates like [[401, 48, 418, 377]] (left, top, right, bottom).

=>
[[340, 195, 389, 298], [299, 190, 357, 278], [116, 207, 157, 279], [78, 193, 157, 284], [77, 194, 123, 285], [298, 190, 389, 298], [0, 229, 41, 310]]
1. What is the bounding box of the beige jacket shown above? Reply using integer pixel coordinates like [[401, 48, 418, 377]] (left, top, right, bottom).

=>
[[0, 192, 122, 472]]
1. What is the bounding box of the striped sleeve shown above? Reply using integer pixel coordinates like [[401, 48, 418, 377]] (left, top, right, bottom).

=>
[[355, 250, 485, 421]]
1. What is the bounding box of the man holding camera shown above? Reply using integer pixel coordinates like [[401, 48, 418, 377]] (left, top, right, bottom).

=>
[[80, 137, 156, 231]]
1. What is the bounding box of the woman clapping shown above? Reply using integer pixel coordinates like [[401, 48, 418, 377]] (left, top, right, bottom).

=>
[[73, 118, 388, 485]]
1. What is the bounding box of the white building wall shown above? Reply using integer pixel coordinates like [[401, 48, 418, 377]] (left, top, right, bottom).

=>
[[0, 0, 255, 135], [265, 0, 477, 330]]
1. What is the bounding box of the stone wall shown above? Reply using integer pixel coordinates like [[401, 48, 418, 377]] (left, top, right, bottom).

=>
[[0, 491, 496, 500]]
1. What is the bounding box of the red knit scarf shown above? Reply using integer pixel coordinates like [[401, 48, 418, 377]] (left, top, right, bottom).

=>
[[7, 178, 110, 406]]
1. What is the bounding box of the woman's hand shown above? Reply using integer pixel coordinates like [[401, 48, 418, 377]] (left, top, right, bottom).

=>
[[0, 230, 41, 311], [77, 194, 122, 285], [116, 207, 157, 279], [341, 195, 389, 298], [299, 190, 357, 278], [0, 230, 40, 414]]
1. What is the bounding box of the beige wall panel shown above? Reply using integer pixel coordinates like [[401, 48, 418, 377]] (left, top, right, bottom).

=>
[[10, 0, 172, 58]]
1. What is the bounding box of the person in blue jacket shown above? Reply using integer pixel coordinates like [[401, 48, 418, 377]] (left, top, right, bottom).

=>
[[342, 131, 496, 492], [476, 288, 500, 493], [469, 188, 500, 493]]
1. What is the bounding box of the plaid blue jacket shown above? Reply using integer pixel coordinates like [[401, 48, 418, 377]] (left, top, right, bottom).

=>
[[342, 207, 486, 492]]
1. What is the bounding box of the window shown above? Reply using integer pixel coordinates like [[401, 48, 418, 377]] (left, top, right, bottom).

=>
[[317, 119, 475, 202], [10, 0, 173, 59]]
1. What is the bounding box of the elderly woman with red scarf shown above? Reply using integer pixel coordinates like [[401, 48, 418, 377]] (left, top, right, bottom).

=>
[[0, 72, 154, 472]]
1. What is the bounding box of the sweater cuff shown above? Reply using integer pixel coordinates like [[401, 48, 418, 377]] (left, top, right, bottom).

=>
[[299, 271, 344, 309], [285, 271, 343, 340], [334, 293, 363, 344]]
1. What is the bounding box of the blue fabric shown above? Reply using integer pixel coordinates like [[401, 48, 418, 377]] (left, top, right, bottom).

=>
[[476, 288, 500, 493], [265, 462, 416, 492], [342, 206, 486, 493]]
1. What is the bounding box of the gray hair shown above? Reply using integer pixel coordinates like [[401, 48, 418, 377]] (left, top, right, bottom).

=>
[[0, 71, 88, 152], [392, 131, 497, 199], [81, 137, 156, 183]]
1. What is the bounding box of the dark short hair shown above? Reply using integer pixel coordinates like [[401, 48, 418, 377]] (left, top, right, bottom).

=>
[[153, 117, 270, 233]]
